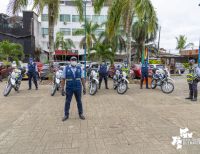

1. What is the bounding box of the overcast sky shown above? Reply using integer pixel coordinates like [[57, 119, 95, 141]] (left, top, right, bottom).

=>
[[1, 0, 200, 53]]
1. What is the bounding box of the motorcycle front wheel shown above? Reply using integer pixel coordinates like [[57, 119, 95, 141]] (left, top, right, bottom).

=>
[[161, 82, 174, 94], [117, 82, 128, 94], [3, 83, 12, 96], [151, 79, 157, 89], [89, 82, 97, 95], [51, 84, 57, 96]]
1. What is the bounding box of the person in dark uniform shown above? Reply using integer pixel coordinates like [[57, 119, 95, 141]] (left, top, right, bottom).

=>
[[185, 58, 198, 101], [140, 60, 149, 89], [61, 57, 86, 121], [98, 61, 109, 89], [27, 58, 38, 90]]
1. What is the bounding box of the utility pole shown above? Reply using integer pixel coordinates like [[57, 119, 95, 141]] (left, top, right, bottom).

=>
[[84, 0, 87, 79], [157, 26, 161, 55]]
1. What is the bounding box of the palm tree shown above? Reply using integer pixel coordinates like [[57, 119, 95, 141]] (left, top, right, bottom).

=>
[[132, 16, 158, 62], [176, 35, 194, 53], [8, 0, 84, 64], [74, 21, 100, 60], [91, 42, 114, 63], [94, 0, 157, 65], [55, 32, 75, 50]]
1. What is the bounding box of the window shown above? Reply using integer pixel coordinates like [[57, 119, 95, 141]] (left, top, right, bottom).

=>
[[72, 15, 80, 22], [92, 15, 107, 24], [95, 29, 104, 36], [42, 28, 48, 35], [72, 28, 84, 36], [41, 14, 48, 21], [60, 1, 65, 5], [60, 28, 71, 36], [92, 15, 99, 23], [85, 15, 92, 22], [60, 14, 71, 22]]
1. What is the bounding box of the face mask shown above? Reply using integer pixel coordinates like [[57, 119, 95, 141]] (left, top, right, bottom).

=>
[[71, 61, 77, 66]]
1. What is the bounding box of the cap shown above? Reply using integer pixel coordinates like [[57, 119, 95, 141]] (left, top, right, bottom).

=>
[[70, 56, 77, 61]]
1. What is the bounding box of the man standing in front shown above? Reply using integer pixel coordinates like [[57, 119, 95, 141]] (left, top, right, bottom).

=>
[[98, 61, 109, 89], [185, 58, 198, 101], [27, 58, 38, 90], [61, 57, 86, 121], [140, 59, 149, 89]]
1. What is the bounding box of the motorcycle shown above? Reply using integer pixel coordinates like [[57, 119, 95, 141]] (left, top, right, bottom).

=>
[[89, 70, 99, 95], [151, 68, 174, 94], [51, 69, 63, 96], [113, 70, 129, 94], [3, 69, 22, 96]]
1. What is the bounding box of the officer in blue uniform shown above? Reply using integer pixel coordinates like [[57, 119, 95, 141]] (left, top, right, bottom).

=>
[[140, 59, 149, 89], [98, 61, 109, 89], [27, 58, 38, 90], [61, 57, 86, 121]]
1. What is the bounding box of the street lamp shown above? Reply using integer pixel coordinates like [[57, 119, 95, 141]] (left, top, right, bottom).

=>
[[84, 0, 87, 80]]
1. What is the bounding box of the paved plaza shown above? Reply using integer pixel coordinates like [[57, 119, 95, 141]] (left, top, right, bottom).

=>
[[0, 76, 200, 154]]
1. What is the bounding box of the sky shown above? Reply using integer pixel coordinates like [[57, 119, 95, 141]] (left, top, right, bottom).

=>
[[1, 0, 200, 53]]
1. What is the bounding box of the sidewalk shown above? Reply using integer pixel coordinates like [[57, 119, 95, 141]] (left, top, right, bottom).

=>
[[0, 77, 200, 154]]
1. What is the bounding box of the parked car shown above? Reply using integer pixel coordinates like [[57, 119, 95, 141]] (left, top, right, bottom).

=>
[[0, 65, 13, 80], [130, 64, 153, 79], [175, 63, 185, 74]]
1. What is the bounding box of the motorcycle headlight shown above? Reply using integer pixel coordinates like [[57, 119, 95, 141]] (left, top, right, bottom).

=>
[[56, 72, 61, 78], [11, 72, 16, 79], [122, 72, 127, 77]]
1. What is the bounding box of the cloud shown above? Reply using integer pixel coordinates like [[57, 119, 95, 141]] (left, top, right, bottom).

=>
[[151, 0, 200, 53]]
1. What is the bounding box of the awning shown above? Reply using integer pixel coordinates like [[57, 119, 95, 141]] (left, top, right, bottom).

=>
[[54, 50, 78, 56]]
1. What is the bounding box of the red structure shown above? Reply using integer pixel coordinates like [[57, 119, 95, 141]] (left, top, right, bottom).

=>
[[54, 50, 79, 61]]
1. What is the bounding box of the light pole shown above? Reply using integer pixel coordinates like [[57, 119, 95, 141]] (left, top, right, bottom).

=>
[[84, 0, 87, 79]]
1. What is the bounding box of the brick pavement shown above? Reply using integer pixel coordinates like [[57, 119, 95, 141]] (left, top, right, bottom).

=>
[[0, 77, 200, 154]]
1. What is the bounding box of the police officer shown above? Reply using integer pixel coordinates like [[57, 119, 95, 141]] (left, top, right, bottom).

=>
[[185, 58, 198, 101], [140, 59, 149, 89], [27, 58, 38, 90], [98, 61, 109, 89], [61, 57, 86, 121]]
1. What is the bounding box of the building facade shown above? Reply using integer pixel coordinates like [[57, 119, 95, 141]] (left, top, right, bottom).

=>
[[40, 0, 110, 60], [0, 11, 41, 62]]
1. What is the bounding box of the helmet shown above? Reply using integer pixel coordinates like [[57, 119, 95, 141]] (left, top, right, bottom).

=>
[[70, 56, 77, 61]]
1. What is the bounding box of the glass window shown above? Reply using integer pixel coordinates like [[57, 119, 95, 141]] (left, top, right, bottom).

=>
[[92, 15, 99, 23], [60, 1, 65, 5], [72, 28, 84, 36], [42, 28, 48, 35], [95, 29, 104, 36], [72, 15, 80, 22], [60, 28, 71, 36], [60, 14, 71, 22], [41, 14, 48, 21], [85, 15, 91, 22]]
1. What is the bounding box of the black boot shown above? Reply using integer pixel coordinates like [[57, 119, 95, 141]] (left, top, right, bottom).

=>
[[185, 92, 193, 99], [192, 91, 197, 102]]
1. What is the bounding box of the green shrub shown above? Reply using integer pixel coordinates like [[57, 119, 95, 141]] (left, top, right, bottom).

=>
[[149, 59, 161, 64], [183, 63, 189, 69], [3, 60, 11, 67]]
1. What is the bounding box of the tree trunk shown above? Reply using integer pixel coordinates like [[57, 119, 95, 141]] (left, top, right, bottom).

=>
[[48, 4, 55, 66], [125, 11, 134, 66]]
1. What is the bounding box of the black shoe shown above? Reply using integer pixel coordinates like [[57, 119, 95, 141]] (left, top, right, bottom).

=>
[[191, 98, 197, 102], [185, 97, 192, 100], [28, 88, 31, 90], [106, 87, 109, 89], [140, 87, 143, 89], [36, 87, 38, 90], [146, 87, 150, 89], [62, 115, 69, 122], [79, 114, 85, 120]]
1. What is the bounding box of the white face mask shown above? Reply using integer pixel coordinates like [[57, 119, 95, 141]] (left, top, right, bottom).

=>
[[71, 61, 77, 66]]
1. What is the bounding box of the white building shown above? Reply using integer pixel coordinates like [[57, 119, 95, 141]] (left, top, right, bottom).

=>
[[40, 0, 109, 60]]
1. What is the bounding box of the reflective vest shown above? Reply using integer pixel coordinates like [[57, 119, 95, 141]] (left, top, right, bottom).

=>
[[65, 66, 82, 90], [187, 66, 196, 83], [28, 63, 36, 74], [99, 64, 108, 76]]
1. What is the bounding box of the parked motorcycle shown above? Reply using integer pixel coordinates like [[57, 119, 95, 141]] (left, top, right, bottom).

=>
[[3, 69, 22, 96], [151, 68, 174, 94], [89, 70, 99, 95], [51, 69, 63, 96], [113, 70, 129, 94]]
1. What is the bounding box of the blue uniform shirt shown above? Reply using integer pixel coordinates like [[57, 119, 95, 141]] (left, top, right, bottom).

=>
[[62, 65, 84, 79]]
